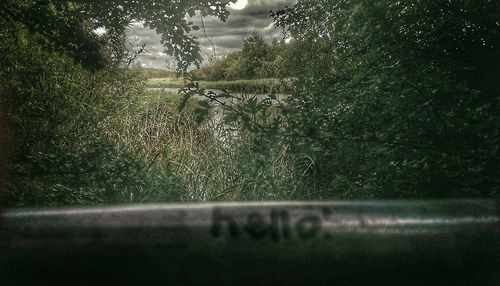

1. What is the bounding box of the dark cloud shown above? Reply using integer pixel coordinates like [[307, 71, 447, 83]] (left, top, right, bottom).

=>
[[125, 0, 295, 70]]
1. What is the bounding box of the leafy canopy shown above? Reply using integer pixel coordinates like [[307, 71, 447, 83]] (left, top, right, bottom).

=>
[[0, 0, 237, 70]]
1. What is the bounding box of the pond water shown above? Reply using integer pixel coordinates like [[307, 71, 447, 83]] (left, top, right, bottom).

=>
[[147, 87, 289, 139]]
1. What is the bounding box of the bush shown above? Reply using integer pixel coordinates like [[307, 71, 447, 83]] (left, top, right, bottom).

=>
[[274, 0, 500, 198], [1, 24, 148, 206]]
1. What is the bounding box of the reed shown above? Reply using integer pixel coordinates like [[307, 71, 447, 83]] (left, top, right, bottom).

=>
[[105, 90, 301, 202]]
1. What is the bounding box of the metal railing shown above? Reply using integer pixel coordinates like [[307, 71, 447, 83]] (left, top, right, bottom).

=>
[[1, 200, 499, 285]]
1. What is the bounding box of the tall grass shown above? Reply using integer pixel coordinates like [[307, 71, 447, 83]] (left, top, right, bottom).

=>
[[4, 47, 305, 206], [106, 90, 301, 202]]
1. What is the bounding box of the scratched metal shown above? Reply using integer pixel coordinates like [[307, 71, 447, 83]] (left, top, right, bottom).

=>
[[1, 200, 499, 285]]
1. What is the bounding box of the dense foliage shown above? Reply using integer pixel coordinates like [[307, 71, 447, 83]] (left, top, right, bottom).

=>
[[1, 0, 300, 206], [0, 0, 237, 205], [274, 0, 500, 198], [1, 0, 499, 206], [0, 21, 149, 205]]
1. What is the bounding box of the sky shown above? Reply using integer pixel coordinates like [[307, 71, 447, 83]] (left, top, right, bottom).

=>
[[126, 0, 295, 70]]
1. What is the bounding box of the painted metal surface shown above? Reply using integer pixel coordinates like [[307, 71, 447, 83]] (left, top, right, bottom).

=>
[[1, 200, 499, 285]]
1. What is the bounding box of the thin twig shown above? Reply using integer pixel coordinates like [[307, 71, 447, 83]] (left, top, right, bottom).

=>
[[200, 15, 216, 59]]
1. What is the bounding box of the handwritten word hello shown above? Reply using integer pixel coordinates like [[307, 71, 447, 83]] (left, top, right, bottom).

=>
[[210, 208, 333, 242]]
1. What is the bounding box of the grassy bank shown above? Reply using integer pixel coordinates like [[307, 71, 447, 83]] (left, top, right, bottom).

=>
[[147, 77, 187, 89], [147, 78, 293, 94]]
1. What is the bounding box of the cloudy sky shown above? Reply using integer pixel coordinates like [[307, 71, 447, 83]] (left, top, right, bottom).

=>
[[126, 0, 295, 70]]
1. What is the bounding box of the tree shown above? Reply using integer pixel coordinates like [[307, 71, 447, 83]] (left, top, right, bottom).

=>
[[0, 0, 237, 71], [273, 0, 500, 198], [191, 32, 286, 80], [223, 52, 245, 80], [241, 32, 271, 78]]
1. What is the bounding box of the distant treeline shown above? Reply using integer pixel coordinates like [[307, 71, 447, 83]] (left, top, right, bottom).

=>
[[191, 32, 290, 81]]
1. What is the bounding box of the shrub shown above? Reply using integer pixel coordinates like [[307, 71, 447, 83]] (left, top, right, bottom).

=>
[[1, 24, 148, 206], [274, 0, 500, 198]]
